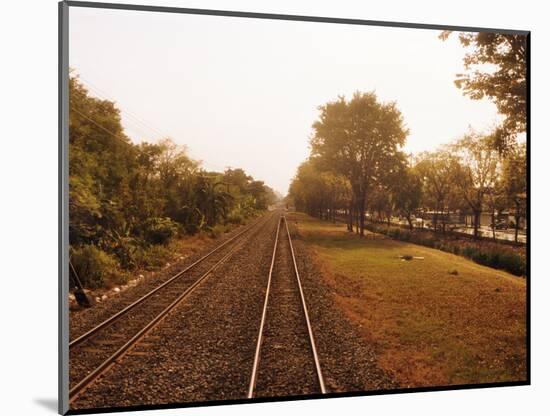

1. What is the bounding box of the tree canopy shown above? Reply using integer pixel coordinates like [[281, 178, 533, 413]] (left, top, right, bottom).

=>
[[69, 75, 278, 287], [309, 91, 408, 235], [441, 31, 527, 151]]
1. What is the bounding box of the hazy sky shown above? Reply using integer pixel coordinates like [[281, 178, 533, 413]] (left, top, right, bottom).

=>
[[69, 7, 502, 195]]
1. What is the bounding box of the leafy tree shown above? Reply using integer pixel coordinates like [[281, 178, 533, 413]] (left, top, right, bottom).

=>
[[450, 130, 501, 239], [441, 31, 527, 152], [310, 92, 408, 236], [288, 159, 351, 224], [392, 166, 423, 230], [68, 74, 276, 286], [415, 150, 457, 232], [502, 142, 527, 242], [193, 174, 233, 227]]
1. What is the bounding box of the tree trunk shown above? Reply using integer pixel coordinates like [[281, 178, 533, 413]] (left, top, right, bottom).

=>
[[473, 210, 481, 239], [347, 202, 353, 232], [407, 214, 413, 230], [514, 199, 521, 243], [491, 210, 496, 240], [433, 202, 439, 233], [357, 198, 361, 234], [359, 193, 366, 237]]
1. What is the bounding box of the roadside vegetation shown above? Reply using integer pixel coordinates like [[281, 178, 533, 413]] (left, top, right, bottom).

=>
[[364, 222, 525, 276], [292, 213, 526, 386], [288, 32, 527, 245], [69, 75, 278, 288]]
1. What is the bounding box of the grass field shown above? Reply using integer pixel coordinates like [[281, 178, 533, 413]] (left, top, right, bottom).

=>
[[290, 212, 527, 388]]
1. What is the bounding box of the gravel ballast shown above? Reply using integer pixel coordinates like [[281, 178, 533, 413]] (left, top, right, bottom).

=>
[[287, 218, 397, 393], [70, 211, 395, 411]]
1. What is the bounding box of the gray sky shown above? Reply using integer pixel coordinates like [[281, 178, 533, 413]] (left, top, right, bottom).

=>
[[69, 7, 501, 195]]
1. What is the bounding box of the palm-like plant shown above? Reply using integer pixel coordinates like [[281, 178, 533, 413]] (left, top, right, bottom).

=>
[[194, 175, 234, 226]]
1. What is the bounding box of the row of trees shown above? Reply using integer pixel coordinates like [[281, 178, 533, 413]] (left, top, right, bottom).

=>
[[289, 119, 527, 240], [289, 129, 526, 241], [288, 32, 527, 242], [70, 75, 278, 285]]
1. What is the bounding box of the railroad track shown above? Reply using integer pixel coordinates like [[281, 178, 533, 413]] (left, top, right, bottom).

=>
[[248, 215, 326, 398], [68, 213, 274, 404]]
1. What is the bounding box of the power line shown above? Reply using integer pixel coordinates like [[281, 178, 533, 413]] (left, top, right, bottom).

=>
[[71, 107, 133, 148], [72, 108, 228, 172], [72, 76, 233, 173], [77, 76, 173, 140]]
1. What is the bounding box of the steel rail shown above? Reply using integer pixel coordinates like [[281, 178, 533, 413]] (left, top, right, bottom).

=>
[[68, 218, 263, 403], [283, 215, 327, 394], [69, 214, 268, 348], [247, 216, 282, 398]]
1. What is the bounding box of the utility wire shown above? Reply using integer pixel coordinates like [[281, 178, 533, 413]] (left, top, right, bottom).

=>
[[78, 76, 172, 140], [71, 107, 228, 173], [73, 76, 231, 173], [71, 107, 133, 147]]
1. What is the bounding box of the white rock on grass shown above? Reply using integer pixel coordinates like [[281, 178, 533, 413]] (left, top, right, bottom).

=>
[[113, 287, 120, 293]]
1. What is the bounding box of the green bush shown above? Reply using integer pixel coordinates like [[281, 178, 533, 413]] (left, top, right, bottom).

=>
[[71, 245, 126, 289], [457, 245, 525, 277], [226, 211, 245, 225], [208, 224, 230, 238], [367, 222, 526, 277], [463, 246, 476, 258], [143, 217, 179, 245], [111, 236, 142, 270], [135, 244, 172, 271], [499, 252, 526, 276]]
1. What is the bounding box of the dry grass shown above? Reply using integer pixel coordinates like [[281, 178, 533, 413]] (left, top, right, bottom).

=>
[[290, 213, 527, 388]]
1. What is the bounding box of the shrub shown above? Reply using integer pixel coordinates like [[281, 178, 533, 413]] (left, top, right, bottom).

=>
[[111, 236, 142, 270], [463, 246, 476, 258], [208, 224, 229, 238], [71, 245, 126, 289], [459, 245, 525, 277], [226, 211, 245, 225], [366, 221, 526, 277], [496, 252, 526, 276], [143, 217, 179, 245], [135, 244, 172, 271]]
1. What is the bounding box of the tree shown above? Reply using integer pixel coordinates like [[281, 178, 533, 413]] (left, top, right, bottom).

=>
[[502, 142, 527, 242], [68, 73, 276, 284], [441, 32, 527, 152], [450, 131, 501, 239], [288, 159, 351, 225], [193, 174, 233, 227], [310, 92, 408, 236], [392, 166, 423, 230], [416, 150, 457, 233], [69, 74, 137, 246]]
